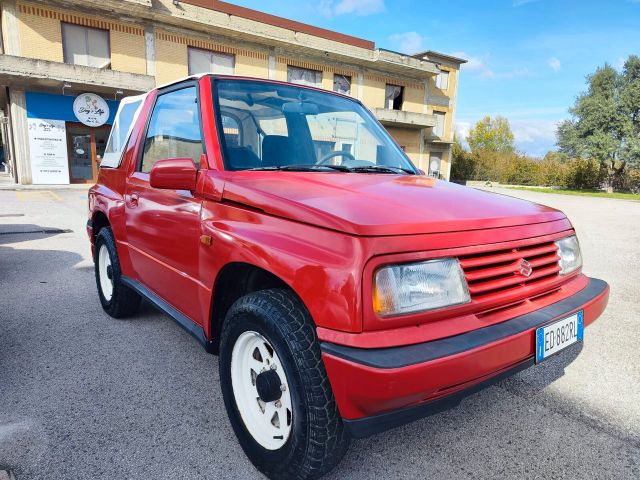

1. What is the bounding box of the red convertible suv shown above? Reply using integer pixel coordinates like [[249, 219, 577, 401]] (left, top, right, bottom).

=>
[[88, 75, 609, 479]]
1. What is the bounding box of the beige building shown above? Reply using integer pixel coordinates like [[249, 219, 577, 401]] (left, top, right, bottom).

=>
[[0, 0, 465, 185]]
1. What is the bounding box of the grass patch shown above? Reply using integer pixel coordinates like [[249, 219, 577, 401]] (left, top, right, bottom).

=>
[[507, 186, 640, 201]]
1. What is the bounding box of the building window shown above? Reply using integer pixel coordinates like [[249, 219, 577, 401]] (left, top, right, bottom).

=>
[[141, 87, 204, 173], [62, 23, 110, 68], [436, 70, 449, 90], [333, 74, 351, 95], [287, 66, 322, 87], [188, 47, 235, 75], [385, 84, 404, 110], [434, 111, 446, 138], [221, 114, 242, 148]]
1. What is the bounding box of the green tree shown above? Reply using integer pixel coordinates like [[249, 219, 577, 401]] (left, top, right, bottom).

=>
[[557, 55, 640, 189], [467, 116, 515, 155], [450, 134, 477, 181]]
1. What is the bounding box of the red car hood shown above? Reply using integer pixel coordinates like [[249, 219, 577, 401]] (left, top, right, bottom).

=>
[[220, 172, 566, 236]]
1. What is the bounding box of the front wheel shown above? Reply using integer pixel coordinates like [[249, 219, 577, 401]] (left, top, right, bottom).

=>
[[219, 289, 350, 480]]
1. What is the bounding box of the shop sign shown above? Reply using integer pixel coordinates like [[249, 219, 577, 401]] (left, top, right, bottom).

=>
[[73, 93, 110, 127], [28, 119, 70, 185]]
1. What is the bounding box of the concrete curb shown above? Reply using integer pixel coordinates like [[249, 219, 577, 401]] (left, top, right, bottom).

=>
[[0, 178, 92, 191]]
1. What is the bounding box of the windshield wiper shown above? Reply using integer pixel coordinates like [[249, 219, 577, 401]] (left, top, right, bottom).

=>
[[247, 164, 350, 172], [247, 164, 415, 174], [345, 165, 415, 175]]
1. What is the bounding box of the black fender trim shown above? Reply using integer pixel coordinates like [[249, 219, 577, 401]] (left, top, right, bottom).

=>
[[321, 278, 608, 369], [121, 276, 215, 352]]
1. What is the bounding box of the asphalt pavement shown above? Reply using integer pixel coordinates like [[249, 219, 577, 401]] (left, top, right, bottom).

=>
[[0, 185, 638, 479]]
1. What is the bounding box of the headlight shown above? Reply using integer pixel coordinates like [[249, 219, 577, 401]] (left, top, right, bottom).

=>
[[555, 235, 582, 275], [373, 258, 470, 316]]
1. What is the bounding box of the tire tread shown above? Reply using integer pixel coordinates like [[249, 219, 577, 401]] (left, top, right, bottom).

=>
[[95, 227, 141, 318], [220, 289, 350, 480]]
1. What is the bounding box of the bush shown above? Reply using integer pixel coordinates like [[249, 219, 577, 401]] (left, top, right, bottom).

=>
[[564, 158, 602, 189], [537, 156, 568, 186], [619, 168, 640, 193], [450, 142, 640, 192]]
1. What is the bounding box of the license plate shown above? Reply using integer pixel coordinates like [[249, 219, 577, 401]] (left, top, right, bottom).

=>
[[535, 311, 584, 363]]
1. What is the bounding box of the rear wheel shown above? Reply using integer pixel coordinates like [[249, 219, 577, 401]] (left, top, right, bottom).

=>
[[94, 227, 141, 318], [219, 289, 350, 480]]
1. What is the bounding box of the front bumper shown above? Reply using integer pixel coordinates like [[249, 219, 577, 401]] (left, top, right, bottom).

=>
[[320, 277, 609, 438]]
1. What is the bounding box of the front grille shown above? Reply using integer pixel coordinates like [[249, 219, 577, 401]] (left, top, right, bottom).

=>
[[459, 241, 561, 301]]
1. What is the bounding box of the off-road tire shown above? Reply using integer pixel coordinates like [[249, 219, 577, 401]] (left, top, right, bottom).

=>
[[94, 227, 141, 318], [219, 289, 350, 480]]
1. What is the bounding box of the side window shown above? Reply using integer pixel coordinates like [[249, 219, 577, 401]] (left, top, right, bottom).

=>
[[141, 87, 203, 173], [104, 100, 141, 156]]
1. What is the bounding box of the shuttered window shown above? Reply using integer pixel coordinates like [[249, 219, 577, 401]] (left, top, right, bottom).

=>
[[62, 23, 110, 69], [188, 47, 235, 75]]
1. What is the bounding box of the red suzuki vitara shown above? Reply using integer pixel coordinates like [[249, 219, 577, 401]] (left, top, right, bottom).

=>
[[88, 75, 609, 480]]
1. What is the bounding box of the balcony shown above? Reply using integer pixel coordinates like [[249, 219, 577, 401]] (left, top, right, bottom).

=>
[[425, 129, 453, 145], [374, 108, 436, 130], [0, 55, 155, 95]]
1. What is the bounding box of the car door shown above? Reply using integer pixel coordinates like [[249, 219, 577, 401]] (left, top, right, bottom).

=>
[[124, 84, 205, 323]]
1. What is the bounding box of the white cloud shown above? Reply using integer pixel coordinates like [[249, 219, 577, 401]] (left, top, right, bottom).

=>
[[548, 57, 561, 72], [319, 0, 384, 17], [512, 119, 562, 156], [450, 52, 529, 80], [511, 119, 559, 144], [450, 51, 493, 78], [456, 117, 562, 156], [455, 121, 471, 144], [389, 32, 426, 54]]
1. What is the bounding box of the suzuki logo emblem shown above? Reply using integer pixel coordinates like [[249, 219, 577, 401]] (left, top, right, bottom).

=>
[[519, 259, 533, 278]]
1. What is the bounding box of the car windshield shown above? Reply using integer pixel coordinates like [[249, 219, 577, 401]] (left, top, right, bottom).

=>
[[213, 79, 417, 174]]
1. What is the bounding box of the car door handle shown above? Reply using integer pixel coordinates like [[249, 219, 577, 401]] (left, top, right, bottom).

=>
[[130, 193, 139, 207]]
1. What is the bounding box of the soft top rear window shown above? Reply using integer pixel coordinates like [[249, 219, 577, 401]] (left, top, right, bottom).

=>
[[100, 96, 144, 168]]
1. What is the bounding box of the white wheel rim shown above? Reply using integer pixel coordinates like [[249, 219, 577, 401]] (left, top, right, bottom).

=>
[[231, 331, 293, 450], [98, 244, 113, 302]]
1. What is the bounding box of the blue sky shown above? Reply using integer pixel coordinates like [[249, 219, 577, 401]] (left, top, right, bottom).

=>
[[226, 0, 640, 157]]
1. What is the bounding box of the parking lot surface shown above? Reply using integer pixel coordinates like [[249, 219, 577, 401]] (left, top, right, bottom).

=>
[[0, 186, 638, 479]]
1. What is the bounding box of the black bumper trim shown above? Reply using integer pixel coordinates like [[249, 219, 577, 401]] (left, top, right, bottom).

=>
[[321, 277, 608, 369], [343, 358, 534, 438]]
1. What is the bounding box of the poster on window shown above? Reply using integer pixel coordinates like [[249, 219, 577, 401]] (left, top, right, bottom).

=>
[[28, 119, 70, 184]]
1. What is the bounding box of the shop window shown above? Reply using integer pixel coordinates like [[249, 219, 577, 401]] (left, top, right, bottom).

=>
[[141, 87, 203, 173], [62, 23, 110, 68], [287, 66, 322, 87], [434, 111, 446, 138], [385, 84, 404, 110], [436, 70, 450, 90], [333, 74, 351, 95], [188, 47, 235, 75]]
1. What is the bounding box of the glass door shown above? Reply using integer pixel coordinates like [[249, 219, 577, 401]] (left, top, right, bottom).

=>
[[67, 124, 95, 183]]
